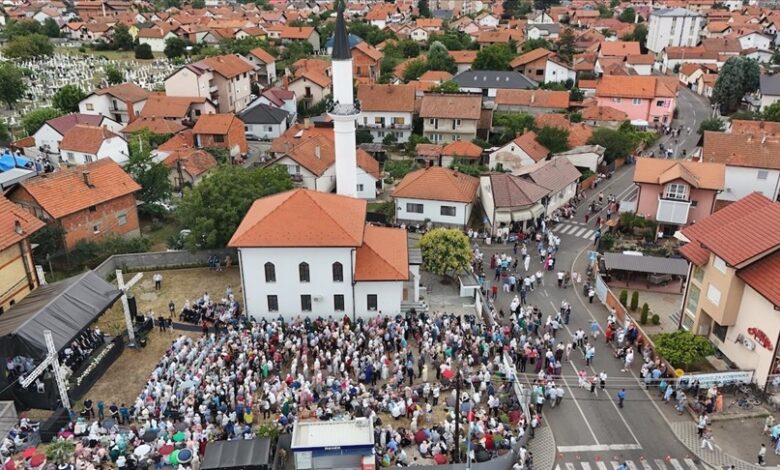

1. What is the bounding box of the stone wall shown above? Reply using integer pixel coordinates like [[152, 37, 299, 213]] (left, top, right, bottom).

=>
[[94, 248, 238, 280]]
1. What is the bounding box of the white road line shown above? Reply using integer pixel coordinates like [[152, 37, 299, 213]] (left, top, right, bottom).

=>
[[626, 461, 640, 470], [596, 461, 609, 470], [610, 461, 621, 470], [556, 465, 562, 470], [560, 225, 577, 235], [654, 459, 668, 470], [683, 458, 698, 470], [669, 459, 685, 470], [574, 227, 588, 237], [582, 463, 592, 470], [557, 444, 642, 452], [567, 463, 577, 470], [641, 460, 654, 470], [583, 229, 595, 239]]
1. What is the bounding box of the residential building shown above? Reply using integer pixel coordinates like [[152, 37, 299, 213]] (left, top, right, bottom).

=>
[[192, 114, 248, 158], [245, 47, 277, 86], [120, 117, 187, 137], [647, 8, 705, 53], [392, 167, 479, 227], [356, 84, 416, 144], [494, 89, 570, 114], [544, 56, 576, 84], [59, 125, 129, 166], [255, 87, 297, 123], [677, 193, 780, 387], [419, 94, 482, 143], [449, 50, 478, 73], [633, 157, 725, 235], [9, 159, 141, 250], [598, 41, 641, 59], [554, 145, 605, 173], [33, 114, 122, 156], [288, 71, 331, 109], [510, 48, 555, 81], [228, 189, 417, 319], [137, 26, 176, 52], [595, 75, 677, 125], [238, 103, 289, 140], [351, 42, 383, 84], [452, 71, 537, 99], [440, 140, 483, 168], [162, 148, 218, 189], [164, 54, 254, 114], [0, 195, 45, 315], [78, 83, 150, 124], [479, 172, 548, 234], [138, 95, 217, 124], [758, 75, 780, 111], [488, 131, 550, 171], [525, 23, 560, 40], [519, 158, 581, 215]]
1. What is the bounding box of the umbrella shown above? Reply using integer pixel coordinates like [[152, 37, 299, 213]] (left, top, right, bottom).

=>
[[442, 369, 455, 380], [159, 445, 174, 456], [133, 444, 151, 457], [58, 431, 73, 439], [414, 430, 427, 444], [434, 454, 448, 465], [22, 448, 37, 459], [169, 450, 180, 466], [143, 430, 158, 442], [177, 449, 192, 464], [29, 453, 45, 468], [172, 432, 186, 443]]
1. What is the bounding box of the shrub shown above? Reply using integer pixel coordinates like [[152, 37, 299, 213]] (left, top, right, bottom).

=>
[[630, 290, 639, 311], [640, 303, 649, 324], [600, 232, 616, 250], [654, 330, 714, 368], [619, 289, 628, 307], [134, 43, 153, 59], [651, 314, 660, 325]]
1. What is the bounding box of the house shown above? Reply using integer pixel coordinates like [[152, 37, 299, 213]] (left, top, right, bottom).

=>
[[534, 114, 593, 148], [356, 84, 416, 144], [254, 87, 297, 124], [452, 71, 537, 99], [595, 75, 677, 125], [138, 95, 217, 123], [0, 195, 45, 315], [78, 83, 150, 124], [162, 148, 218, 189], [137, 26, 176, 52], [245, 47, 277, 86], [120, 116, 187, 137], [677, 193, 780, 387], [288, 70, 331, 109], [544, 55, 576, 84], [228, 189, 417, 318], [449, 50, 478, 73], [59, 125, 129, 166], [164, 54, 254, 114], [757, 75, 780, 111], [626, 54, 655, 75], [554, 145, 605, 173], [488, 131, 549, 171], [519, 158, 581, 216], [9, 159, 141, 250], [278, 26, 320, 50], [238, 103, 289, 140], [647, 8, 705, 53], [660, 46, 719, 74], [510, 48, 555, 81], [419, 94, 482, 144], [440, 140, 483, 168], [192, 114, 248, 158], [598, 41, 641, 59], [525, 23, 561, 40], [33, 113, 122, 157], [581, 105, 628, 129], [392, 167, 479, 227], [479, 172, 549, 234], [415, 143, 443, 167], [700, 131, 780, 205], [738, 31, 772, 51], [351, 42, 383, 84], [494, 89, 570, 114], [633, 157, 725, 235]]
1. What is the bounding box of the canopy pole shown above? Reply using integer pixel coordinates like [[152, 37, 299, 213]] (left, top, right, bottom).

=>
[[116, 270, 143, 347]]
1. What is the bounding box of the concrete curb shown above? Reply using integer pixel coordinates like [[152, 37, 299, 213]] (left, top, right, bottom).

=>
[[529, 422, 556, 470], [669, 421, 764, 470]]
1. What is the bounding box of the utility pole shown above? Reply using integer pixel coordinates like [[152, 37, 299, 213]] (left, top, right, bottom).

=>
[[453, 371, 461, 464]]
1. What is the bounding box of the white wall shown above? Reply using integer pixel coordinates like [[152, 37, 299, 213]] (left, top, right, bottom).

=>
[[139, 36, 168, 52], [647, 12, 704, 53], [245, 121, 287, 140], [165, 68, 212, 98], [718, 166, 780, 202], [34, 124, 64, 153], [360, 111, 413, 143], [356, 169, 378, 199], [354, 281, 404, 316], [394, 197, 472, 227], [488, 143, 536, 170], [628, 63, 653, 76], [544, 61, 576, 84], [739, 33, 771, 51], [60, 136, 129, 166], [79, 95, 112, 118], [555, 151, 602, 172], [545, 181, 578, 215]]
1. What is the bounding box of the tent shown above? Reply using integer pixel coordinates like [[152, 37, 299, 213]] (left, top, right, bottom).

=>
[[201, 439, 271, 470], [0, 271, 121, 360], [0, 153, 32, 172]]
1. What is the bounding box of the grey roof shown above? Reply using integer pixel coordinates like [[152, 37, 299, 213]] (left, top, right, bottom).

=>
[[526, 23, 561, 33], [201, 438, 271, 470], [555, 144, 606, 156], [238, 103, 289, 124], [332, 5, 351, 60], [453, 71, 537, 90], [651, 7, 703, 17], [760, 75, 780, 97], [603, 252, 690, 276], [527, 158, 581, 194], [432, 9, 454, 19]]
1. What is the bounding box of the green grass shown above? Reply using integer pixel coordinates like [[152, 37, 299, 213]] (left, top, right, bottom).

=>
[[140, 218, 179, 251], [55, 46, 162, 61]]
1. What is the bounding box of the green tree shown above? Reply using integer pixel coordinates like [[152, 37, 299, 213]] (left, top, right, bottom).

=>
[[46, 440, 76, 466], [0, 63, 27, 109], [3, 34, 54, 58], [698, 117, 726, 134], [630, 290, 639, 310], [762, 101, 780, 122], [427, 41, 457, 73], [429, 30, 472, 51], [52, 84, 87, 113], [403, 58, 428, 81], [535, 125, 569, 154], [712, 56, 760, 114], [126, 130, 173, 212], [587, 127, 634, 163], [418, 0, 432, 17], [43, 18, 61, 37], [556, 28, 576, 64], [618, 6, 636, 22], [112, 23, 134, 51], [492, 112, 535, 144], [22, 108, 62, 136], [418, 228, 472, 278], [135, 43, 154, 59], [177, 165, 293, 249], [3, 19, 42, 39], [104, 64, 124, 85], [521, 38, 553, 53], [640, 303, 650, 324], [0, 121, 10, 144], [430, 80, 461, 93], [356, 129, 374, 144], [654, 330, 715, 369], [29, 225, 65, 262], [473, 43, 515, 70], [164, 37, 189, 58], [192, 0, 205, 7], [619, 289, 628, 307], [382, 133, 398, 146], [221, 36, 268, 55], [400, 39, 421, 58]]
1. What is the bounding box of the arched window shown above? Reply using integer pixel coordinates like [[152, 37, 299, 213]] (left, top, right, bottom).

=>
[[299, 262, 310, 282], [264, 262, 276, 283], [332, 262, 344, 282]]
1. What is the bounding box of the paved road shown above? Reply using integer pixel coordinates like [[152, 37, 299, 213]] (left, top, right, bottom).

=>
[[650, 85, 713, 159], [479, 165, 703, 469]]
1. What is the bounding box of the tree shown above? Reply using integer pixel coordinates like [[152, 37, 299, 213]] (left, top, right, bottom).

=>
[[0, 63, 27, 109], [46, 440, 76, 466], [654, 330, 715, 369], [135, 43, 154, 59], [619, 289, 628, 307], [419, 228, 472, 278], [177, 165, 293, 249], [556, 28, 576, 64], [630, 290, 639, 311], [698, 117, 726, 134], [221, 36, 268, 56], [400, 39, 421, 58], [762, 101, 780, 122], [3, 34, 54, 58], [29, 225, 65, 262], [382, 133, 398, 146], [164, 37, 189, 58], [417, 0, 431, 17], [712, 56, 760, 114], [52, 85, 87, 113], [587, 127, 634, 163], [192, 0, 205, 7], [597, 4, 613, 18], [3, 19, 42, 39], [125, 130, 173, 212], [104, 64, 124, 85], [22, 108, 62, 136], [403, 58, 428, 81], [356, 129, 374, 144], [536, 126, 570, 154], [0, 121, 10, 144], [112, 23, 134, 51], [473, 43, 515, 71], [521, 38, 553, 53], [618, 6, 636, 22], [43, 18, 61, 37], [492, 112, 535, 144], [427, 42, 457, 73], [430, 81, 461, 93]]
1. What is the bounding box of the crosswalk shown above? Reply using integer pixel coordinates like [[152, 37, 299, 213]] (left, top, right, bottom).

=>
[[552, 222, 597, 240], [555, 458, 705, 470]]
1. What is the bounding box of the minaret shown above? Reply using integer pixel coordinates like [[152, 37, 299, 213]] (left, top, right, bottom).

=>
[[329, 5, 360, 198]]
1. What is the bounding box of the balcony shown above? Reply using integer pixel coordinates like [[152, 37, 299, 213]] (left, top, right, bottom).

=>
[[360, 123, 412, 130], [209, 84, 219, 94], [110, 106, 128, 114], [656, 197, 691, 225]]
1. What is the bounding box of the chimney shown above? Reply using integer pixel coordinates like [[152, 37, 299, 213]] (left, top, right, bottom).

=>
[[762, 132, 767, 144], [315, 144, 321, 159], [14, 220, 23, 236], [530, 93, 535, 104], [83, 170, 94, 187], [304, 118, 311, 129]]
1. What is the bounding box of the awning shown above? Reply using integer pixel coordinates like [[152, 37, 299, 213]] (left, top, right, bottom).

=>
[[201, 438, 271, 470], [603, 253, 689, 276], [0, 271, 121, 359]]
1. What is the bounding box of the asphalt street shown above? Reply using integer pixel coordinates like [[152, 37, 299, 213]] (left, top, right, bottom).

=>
[[650, 85, 713, 159]]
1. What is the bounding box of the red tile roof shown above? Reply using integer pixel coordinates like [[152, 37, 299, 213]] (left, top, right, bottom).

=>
[[702, 131, 780, 171], [192, 113, 240, 135], [420, 94, 482, 120], [513, 131, 549, 162], [442, 140, 483, 159], [59, 125, 122, 154], [94, 82, 150, 102], [162, 148, 217, 178], [495, 89, 570, 109], [392, 166, 479, 203], [354, 224, 409, 281], [122, 117, 186, 135], [0, 195, 45, 252], [737, 250, 780, 308], [45, 114, 105, 136]]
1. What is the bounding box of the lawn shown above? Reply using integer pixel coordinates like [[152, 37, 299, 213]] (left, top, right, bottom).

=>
[[55, 46, 162, 61], [139, 217, 179, 252]]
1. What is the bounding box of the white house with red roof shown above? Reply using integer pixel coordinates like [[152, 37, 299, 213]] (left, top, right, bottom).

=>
[[33, 113, 122, 157], [392, 167, 479, 228]]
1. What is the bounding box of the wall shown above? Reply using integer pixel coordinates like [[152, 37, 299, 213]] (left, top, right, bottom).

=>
[[214, 73, 252, 113], [245, 121, 287, 140], [139, 36, 167, 52], [595, 96, 652, 123], [61, 136, 129, 166], [647, 13, 703, 53], [352, 51, 379, 83], [34, 125, 64, 153], [356, 168, 377, 199], [275, 156, 321, 191], [544, 61, 576, 84], [79, 95, 112, 121], [359, 111, 413, 143], [718, 166, 780, 202], [689, 253, 745, 332], [558, 151, 602, 172], [649, 96, 676, 124], [288, 77, 328, 106], [354, 281, 403, 317], [93, 248, 237, 279], [59, 193, 141, 250], [165, 68, 211, 99], [513, 57, 547, 80], [0, 241, 37, 313], [545, 181, 578, 215], [394, 197, 472, 227], [423, 118, 478, 143]]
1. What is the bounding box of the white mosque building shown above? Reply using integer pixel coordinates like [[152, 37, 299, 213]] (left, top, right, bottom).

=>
[[229, 8, 421, 320]]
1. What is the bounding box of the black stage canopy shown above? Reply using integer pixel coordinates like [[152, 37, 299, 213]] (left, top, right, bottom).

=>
[[0, 270, 121, 360], [603, 253, 689, 277], [202, 438, 271, 470]]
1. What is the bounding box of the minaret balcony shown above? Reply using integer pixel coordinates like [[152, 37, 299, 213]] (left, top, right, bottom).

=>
[[328, 100, 361, 116]]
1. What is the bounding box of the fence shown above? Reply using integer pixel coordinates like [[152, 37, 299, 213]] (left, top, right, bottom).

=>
[[93, 248, 238, 280]]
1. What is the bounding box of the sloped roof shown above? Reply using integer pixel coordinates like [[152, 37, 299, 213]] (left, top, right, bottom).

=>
[[228, 189, 367, 247], [196, 54, 254, 79], [354, 224, 409, 281], [239, 103, 289, 125], [596, 75, 669, 99], [44, 114, 104, 136], [59, 125, 121, 154], [248, 47, 275, 64], [0, 195, 45, 252], [509, 47, 554, 68], [495, 89, 569, 109], [737, 250, 780, 308], [442, 140, 483, 159], [357, 84, 416, 113], [527, 157, 581, 193], [599, 40, 641, 57], [701, 131, 780, 170], [140, 94, 209, 119], [94, 82, 150, 102], [512, 131, 549, 162], [162, 148, 218, 178], [192, 113, 240, 135], [392, 166, 479, 203], [122, 116, 186, 135], [488, 172, 549, 207], [419, 94, 482, 120], [581, 104, 628, 121], [633, 157, 724, 190]]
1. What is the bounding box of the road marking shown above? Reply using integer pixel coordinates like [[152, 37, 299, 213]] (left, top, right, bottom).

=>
[[610, 461, 621, 470], [683, 458, 698, 470], [582, 463, 592, 470], [669, 459, 685, 470], [567, 462, 577, 470], [641, 460, 654, 470], [574, 227, 588, 237], [557, 444, 642, 452], [596, 462, 609, 470], [561, 225, 577, 235], [654, 459, 668, 470], [626, 461, 640, 470], [583, 230, 595, 239]]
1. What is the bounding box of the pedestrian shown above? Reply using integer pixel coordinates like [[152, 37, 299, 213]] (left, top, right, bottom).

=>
[[758, 443, 767, 466], [168, 300, 175, 316], [599, 371, 607, 390], [617, 388, 625, 408], [590, 320, 599, 340], [535, 392, 544, 414], [700, 428, 714, 451], [622, 348, 634, 372], [588, 287, 595, 304], [697, 413, 708, 437], [153, 272, 162, 290]]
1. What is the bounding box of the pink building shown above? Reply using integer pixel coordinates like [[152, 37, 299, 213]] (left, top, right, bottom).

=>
[[595, 76, 678, 125], [633, 158, 725, 236]]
